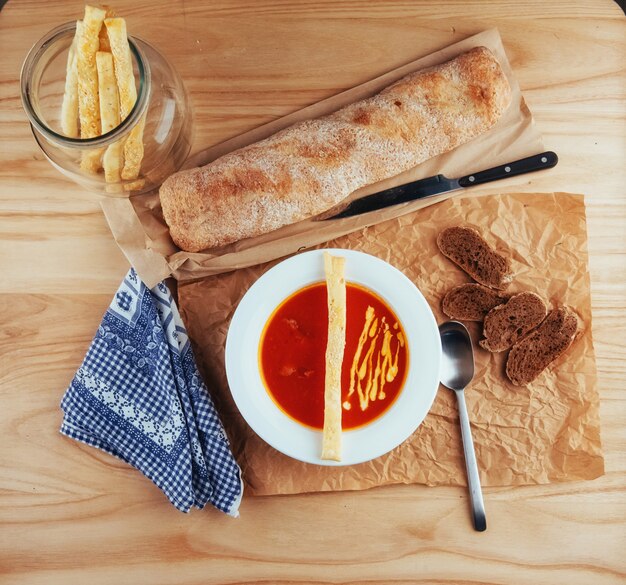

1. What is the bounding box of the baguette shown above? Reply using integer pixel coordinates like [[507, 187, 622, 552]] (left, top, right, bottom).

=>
[[506, 306, 579, 386], [160, 47, 512, 252]]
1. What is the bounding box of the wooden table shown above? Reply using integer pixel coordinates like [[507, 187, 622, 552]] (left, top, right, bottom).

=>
[[1, 1, 625, 583]]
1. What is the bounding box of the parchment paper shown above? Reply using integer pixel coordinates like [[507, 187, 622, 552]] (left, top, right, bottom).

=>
[[178, 192, 604, 496], [101, 28, 544, 287]]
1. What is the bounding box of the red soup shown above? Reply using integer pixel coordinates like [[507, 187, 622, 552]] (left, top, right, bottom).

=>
[[259, 282, 408, 430]]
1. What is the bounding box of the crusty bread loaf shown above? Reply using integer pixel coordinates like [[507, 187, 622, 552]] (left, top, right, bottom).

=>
[[437, 225, 513, 290], [479, 292, 547, 352], [442, 283, 508, 321], [160, 47, 512, 252], [506, 306, 579, 386]]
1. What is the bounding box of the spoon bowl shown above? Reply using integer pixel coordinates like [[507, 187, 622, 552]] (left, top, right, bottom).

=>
[[439, 320, 487, 532], [440, 321, 475, 391]]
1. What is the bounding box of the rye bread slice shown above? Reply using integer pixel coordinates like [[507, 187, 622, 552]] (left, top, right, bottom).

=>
[[506, 306, 579, 386], [442, 283, 509, 321], [479, 292, 548, 352], [437, 226, 513, 290]]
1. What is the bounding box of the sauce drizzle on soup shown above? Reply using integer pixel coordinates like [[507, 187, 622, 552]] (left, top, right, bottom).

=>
[[259, 282, 408, 430], [344, 306, 406, 413]]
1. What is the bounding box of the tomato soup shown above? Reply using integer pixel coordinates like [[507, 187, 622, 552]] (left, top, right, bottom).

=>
[[259, 282, 408, 430]]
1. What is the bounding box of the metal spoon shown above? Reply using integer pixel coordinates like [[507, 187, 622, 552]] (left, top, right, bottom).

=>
[[439, 320, 487, 532]]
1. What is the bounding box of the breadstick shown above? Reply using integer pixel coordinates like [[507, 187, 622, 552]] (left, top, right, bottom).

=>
[[321, 252, 346, 461]]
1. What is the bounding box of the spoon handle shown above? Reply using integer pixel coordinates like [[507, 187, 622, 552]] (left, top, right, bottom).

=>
[[455, 389, 487, 532]]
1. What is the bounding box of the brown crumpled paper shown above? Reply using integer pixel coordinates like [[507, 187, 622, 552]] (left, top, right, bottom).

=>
[[101, 28, 544, 287], [178, 192, 604, 496]]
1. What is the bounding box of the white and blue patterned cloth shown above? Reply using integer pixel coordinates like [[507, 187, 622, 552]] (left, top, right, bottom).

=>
[[60, 269, 243, 516]]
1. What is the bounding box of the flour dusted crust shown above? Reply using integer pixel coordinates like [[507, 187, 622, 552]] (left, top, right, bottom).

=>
[[160, 47, 512, 252]]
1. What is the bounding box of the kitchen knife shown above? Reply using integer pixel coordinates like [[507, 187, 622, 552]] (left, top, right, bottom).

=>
[[322, 151, 558, 220]]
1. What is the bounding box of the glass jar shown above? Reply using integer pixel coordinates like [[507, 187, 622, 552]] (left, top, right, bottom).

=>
[[20, 22, 191, 196]]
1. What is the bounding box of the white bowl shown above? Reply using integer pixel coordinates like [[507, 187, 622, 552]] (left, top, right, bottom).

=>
[[225, 249, 441, 466]]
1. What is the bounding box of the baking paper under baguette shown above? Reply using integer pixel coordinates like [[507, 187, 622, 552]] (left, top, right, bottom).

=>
[[160, 46, 511, 252]]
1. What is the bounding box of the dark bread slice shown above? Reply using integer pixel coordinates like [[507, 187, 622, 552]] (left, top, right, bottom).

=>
[[437, 226, 513, 290], [442, 283, 509, 321], [479, 292, 547, 352], [506, 306, 579, 386]]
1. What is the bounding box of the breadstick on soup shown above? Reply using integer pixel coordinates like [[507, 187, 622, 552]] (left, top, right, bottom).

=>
[[105, 17, 145, 181], [321, 252, 346, 461]]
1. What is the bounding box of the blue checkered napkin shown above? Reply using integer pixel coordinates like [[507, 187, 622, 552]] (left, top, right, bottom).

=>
[[60, 269, 243, 516]]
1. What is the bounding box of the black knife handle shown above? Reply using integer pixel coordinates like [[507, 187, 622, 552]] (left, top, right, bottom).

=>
[[458, 151, 558, 188]]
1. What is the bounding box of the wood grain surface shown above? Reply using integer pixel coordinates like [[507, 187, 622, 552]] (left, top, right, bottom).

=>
[[0, 1, 625, 584]]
